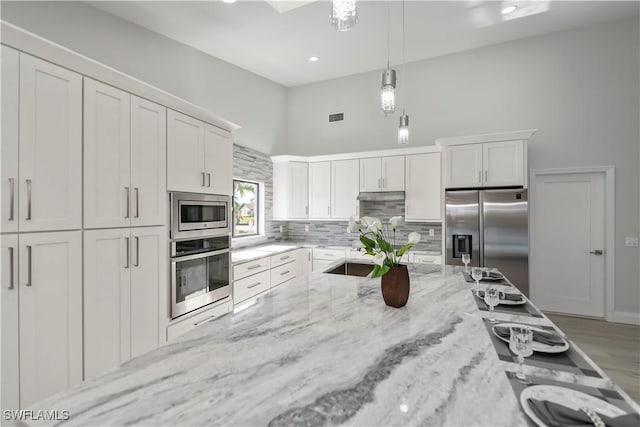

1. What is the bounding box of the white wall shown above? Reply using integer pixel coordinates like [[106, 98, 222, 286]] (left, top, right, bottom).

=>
[[288, 18, 640, 316], [0, 1, 288, 155]]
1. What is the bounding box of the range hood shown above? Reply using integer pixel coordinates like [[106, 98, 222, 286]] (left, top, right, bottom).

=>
[[357, 191, 405, 202]]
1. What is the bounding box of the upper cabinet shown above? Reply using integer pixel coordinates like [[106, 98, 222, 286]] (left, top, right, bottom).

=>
[[360, 156, 404, 192], [273, 161, 309, 220], [2, 46, 19, 234], [443, 139, 526, 189], [167, 110, 232, 196], [308, 162, 331, 219], [331, 159, 359, 219], [18, 54, 82, 232], [405, 153, 441, 222]]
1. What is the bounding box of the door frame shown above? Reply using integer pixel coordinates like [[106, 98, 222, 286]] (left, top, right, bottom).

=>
[[529, 166, 615, 321]]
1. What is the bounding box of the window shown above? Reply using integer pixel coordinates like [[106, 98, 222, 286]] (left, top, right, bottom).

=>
[[233, 179, 260, 237]]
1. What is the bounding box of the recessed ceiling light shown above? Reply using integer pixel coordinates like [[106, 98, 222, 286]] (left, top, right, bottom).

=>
[[501, 4, 518, 14], [222, 0, 237, 4], [309, 56, 320, 62]]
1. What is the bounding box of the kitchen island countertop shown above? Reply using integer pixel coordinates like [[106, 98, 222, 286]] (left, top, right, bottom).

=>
[[29, 265, 638, 426]]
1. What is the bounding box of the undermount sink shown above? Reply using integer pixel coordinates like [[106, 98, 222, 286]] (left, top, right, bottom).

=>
[[325, 262, 374, 277]]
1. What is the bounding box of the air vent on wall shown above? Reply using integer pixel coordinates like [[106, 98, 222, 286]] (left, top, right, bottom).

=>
[[329, 112, 344, 122]]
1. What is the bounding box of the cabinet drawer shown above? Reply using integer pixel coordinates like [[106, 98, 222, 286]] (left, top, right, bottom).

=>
[[233, 257, 270, 280], [271, 261, 296, 287], [166, 300, 231, 341], [413, 254, 442, 264], [313, 248, 346, 260], [349, 249, 371, 260], [234, 270, 271, 304], [271, 251, 296, 268]]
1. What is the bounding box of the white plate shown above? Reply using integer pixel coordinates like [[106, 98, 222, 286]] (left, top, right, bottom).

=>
[[520, 385, 626, 427], [474, 290, 526, 306], [492, 322, 570, 353]]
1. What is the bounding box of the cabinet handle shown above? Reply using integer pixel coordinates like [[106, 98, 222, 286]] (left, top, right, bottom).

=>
[[124, 237, 130, 269], [194, 315, 217, 326], [478, 171, 482, 183], [207, 173, 211, 188], [406, 205, 409, 215], [8, 178, 14, 221], [134, 236, 140, 267], [484, 170, 488, 182], [280, 255, 290, 261], [382, 178, 385, 189], [327, 206, 331, 215], [378, 178, 381, 189], [26, 179, 32, 220], [8, 247, 14, 289], [305, 206, 309, 215], [26, 245, 32, 287], [279, 270, 290, 276], [247, 281, 262, 289], [247, 264, 261, 270], [134, 188, 139, 218], [356, 205, 359, 215], [125, 187, 130, 218], [201, 172, 206, 187]]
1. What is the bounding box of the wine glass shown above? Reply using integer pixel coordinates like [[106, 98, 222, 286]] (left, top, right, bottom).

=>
[[461, 253, 470, 272], [471, 267, 483, 292], [484, 287, 500, 323], [509, 326, 534, 384]]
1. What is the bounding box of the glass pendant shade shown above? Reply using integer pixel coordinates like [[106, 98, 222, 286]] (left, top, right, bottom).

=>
[[381, 67, 396, 115], [330, 0, 358, 31], [398, 114, 409, 145]]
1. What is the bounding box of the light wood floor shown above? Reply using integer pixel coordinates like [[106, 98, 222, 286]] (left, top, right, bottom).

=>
[[546, 313, 640, 403]]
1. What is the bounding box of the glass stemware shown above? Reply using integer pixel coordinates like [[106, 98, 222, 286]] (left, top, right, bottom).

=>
[[471, 267, 483, 292], [461, 253, 470, 272], [509, 326, 534, 384], [484, 287, 500, 323]]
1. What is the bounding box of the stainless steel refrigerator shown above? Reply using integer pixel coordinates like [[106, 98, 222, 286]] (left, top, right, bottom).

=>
[[445, 189, 529, 295]]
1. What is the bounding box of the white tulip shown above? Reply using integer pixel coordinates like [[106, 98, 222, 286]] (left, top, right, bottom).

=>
[[372, 251, 387, 266], [389, 216, 403, 230], [360, 216, 382, 233], [407, 232, 421, 245], [352, 239, 364, 249]]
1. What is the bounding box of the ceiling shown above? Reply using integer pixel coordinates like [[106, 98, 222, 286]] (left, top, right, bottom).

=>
[[87, 1, 639, 87]]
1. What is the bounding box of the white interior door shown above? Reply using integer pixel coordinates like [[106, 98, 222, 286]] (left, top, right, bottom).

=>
[[2, 234, 19, 410], [531, 172, 605, 317]]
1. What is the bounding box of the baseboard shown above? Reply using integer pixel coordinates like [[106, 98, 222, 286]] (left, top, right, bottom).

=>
[[610, 311, 640, 325]]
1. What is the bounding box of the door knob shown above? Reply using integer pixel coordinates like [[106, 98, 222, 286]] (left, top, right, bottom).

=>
[[589, 250, 604, 255]]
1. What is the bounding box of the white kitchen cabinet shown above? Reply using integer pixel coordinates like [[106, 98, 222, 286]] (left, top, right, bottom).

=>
[[84, 226, 166, 379], [2, 46, 19, 234], [204, 125, 233, 196], [405, 153, 441, 221], [167, 110, 231, 195], [313, 248, 346, 272], [295, 248, 312, 277], [130, 96, 167, 227], [19, 54, 82, 232], [444, 144, 483, 188], [84, 79, 131, 229], [309, 161, 332, 219], [167, 110, 206, 193], [18, 231, 82, 407], [412, 253, 442, 264], [271, 261, 296, 287], [332, 159, 359, 219], [482, 140, 525, 187], [2, 234, 19, 410], [359, 156, 404, 192], [234, 270, 270, 304], [273, 161, 308, 220]]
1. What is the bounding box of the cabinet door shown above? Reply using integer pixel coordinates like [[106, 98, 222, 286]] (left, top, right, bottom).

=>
[[204, 125, 232, 196], [359, 158, 381, 192], [2, 47, 19, 233], [83, 228, 131, 380], [405, 153, 441, 221], [19, 231, 82, 407], [483, 140, 524, 187], [84, 78, 131, 229], [289, 162, 309, 219], [131, 96, 167, 227], [2, 234, 19, 410], [444, 144, 483, 188], [130, 226, 165, 358], [272, 162, 288, 220], [332, 159, 359, 219], [308, 162, 331, 219], [382, 156, 405, 191], [19, 54, 82, 232], [167, 110, 205, 193]]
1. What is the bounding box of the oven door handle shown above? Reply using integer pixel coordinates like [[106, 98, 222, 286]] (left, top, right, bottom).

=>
[[171, 248, 230, 262]]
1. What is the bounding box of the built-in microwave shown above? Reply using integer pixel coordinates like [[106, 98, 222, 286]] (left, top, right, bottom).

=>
[[170, 192, 229, 240]]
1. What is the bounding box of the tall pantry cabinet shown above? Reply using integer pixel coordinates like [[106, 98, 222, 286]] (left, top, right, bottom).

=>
[[1, 47, 83, 409]]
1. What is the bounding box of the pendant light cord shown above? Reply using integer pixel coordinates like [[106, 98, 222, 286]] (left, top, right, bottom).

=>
[[402, 0, 406, 109], [386, 0, 390, 67]]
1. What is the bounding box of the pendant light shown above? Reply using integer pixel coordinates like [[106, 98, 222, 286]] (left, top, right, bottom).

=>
[[330, 0, 358, 32], [381, 1, 396, 116], [398, 0, 409, 145]]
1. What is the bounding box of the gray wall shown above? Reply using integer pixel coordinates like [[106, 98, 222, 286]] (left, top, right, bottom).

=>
[[1, 1, 288, 155], [288, 18, 640, 315]]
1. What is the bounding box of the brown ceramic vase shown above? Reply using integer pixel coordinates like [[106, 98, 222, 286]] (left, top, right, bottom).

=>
[[381, 265, 410, 308]]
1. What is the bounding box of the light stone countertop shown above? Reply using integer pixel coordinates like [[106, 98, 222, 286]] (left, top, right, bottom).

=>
[[28, 265, 639, 426]]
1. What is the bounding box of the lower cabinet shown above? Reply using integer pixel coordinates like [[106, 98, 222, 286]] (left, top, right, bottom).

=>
[[234, 270, 270, 304], [313, 248, 346, 272], [84, 226, 166, 380], [412, 253, 442, 264], [0, 231, 82, 409]]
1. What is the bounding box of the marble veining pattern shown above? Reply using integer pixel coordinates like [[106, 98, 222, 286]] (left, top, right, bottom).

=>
[[29, 266, 638, 426]]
